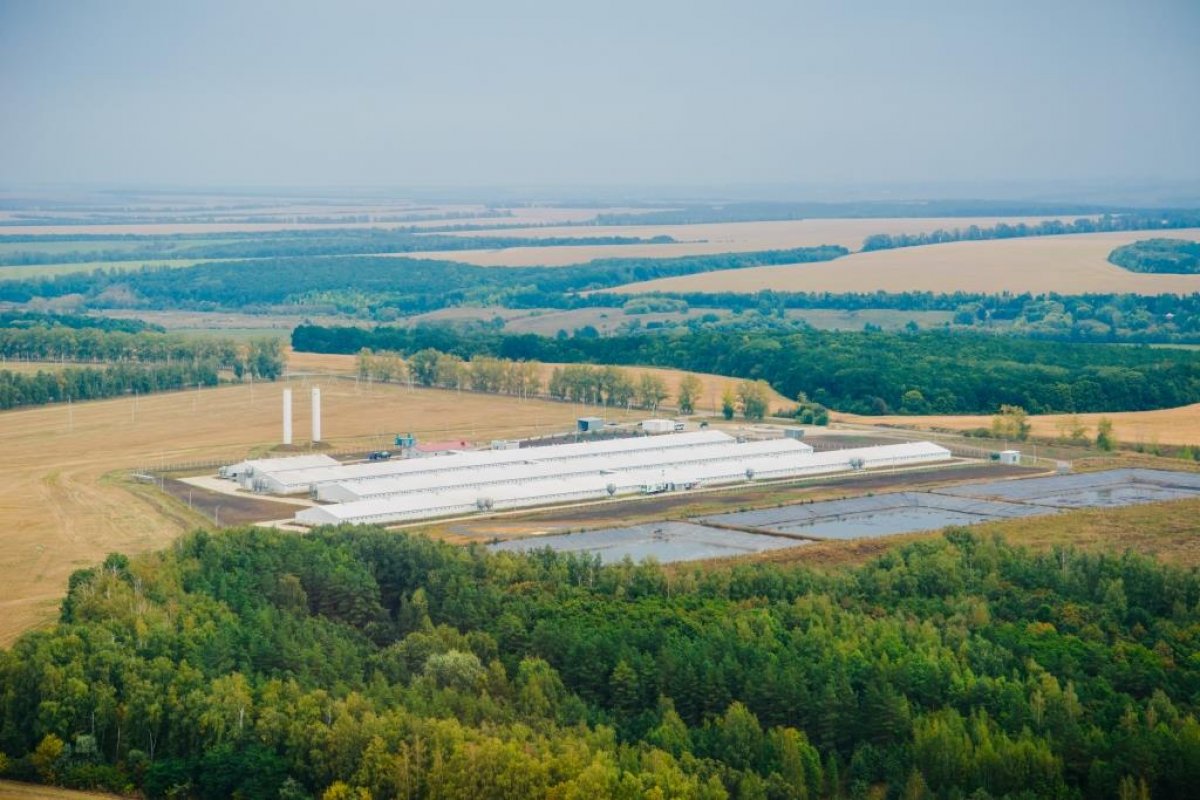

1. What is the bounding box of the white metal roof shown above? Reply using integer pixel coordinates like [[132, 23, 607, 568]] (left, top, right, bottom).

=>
[[238, 454, 340, 473], [264, 430, 735, 490], [321, 437, 813, 501], [295, 441, 952, 526]]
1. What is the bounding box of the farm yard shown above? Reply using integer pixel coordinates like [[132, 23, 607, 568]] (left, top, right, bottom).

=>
[[610, 228, 1200, 295], [0, 377, 615, 646]]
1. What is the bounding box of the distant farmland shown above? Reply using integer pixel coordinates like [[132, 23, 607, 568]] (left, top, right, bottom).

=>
[[610, 228, 1200, 295], [404, 216, 1096, 267], [834, 402, 1200, 447]]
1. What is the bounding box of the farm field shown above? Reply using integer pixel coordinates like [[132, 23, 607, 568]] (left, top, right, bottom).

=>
[[610, 228, 1200, 295], [834, 402, 1200, 447], [0, 377, 616, 646], [405, 216, 1090, 266]]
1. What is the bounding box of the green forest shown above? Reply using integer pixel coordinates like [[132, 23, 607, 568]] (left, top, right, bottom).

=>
[[0, 527, 1196, 799], [1108, 240, 1200, 275], [860, 213, 1200, 252], [0, 230, 678, 267], [0, 247, 847, 313], [293, 324, 1200, 415], [0, 316, 285, 410]]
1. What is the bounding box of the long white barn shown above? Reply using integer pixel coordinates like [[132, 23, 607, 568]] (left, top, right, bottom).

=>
[[294, 440, 953, 527], [314, 437, 814, 503], [245, 430, 742, 495]]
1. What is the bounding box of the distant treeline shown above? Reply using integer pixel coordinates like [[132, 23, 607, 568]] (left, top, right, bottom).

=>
[[0, 361, 220, 410], [1108, 238, 1200, 274], [860, 211, 1200, 251], [593, 199, 1127, 225], [0, 247, 847, 313], [0, 230, 678, 266], [293, 324, 1200, 415], [0, 310, 162, 334], [0, 319, 284, 379], [614, 290, 1200, 344]]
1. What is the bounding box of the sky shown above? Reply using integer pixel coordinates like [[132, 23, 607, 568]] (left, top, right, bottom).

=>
[[1, 0, 1198, 194]]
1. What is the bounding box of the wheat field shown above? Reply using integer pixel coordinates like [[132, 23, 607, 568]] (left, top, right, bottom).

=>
[[609, 228, 1200, 295], [833, 403, 1200, 447], [403, 216, 1089, 267], [0, 376, 616, 646]]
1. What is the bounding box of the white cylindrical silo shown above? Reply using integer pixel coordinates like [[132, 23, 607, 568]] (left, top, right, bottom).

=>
[[283, 388, 293, 445], [312, 386, 322, 443]]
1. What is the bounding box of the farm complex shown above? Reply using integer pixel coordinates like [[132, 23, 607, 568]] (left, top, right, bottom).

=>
[[221, 429, 953, 526]]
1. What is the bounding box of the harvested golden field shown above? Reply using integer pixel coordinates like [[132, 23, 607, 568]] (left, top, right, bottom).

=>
[[0, 378, 621, 646], [0, 780, 122, 800], [834, 402, 1200, 447], [287, 350, 793, 413], [406, 216, 1087, 267], [611, 229, 1200, 295]]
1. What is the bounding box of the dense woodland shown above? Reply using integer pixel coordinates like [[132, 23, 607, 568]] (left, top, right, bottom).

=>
[[294, 324, 1200, 415], [0, 527, 1197, 799], [1107, 240, 1200, 275], [0, 247, 847, 314], [0, 360, 224, 410], [0, 310, 161, 334], [583, 291, 1200, 344]]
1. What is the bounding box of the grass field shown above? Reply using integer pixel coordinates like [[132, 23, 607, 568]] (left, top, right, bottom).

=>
[[0, 360, 78, 374], [834, 403, 1200, 447], [0, 780, 121, 800], [0, 376, 626, 647], [610, 228, 1200, 295]]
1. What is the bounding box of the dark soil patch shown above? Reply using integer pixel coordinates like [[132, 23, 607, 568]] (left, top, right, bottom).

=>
[[160, 478, 301, 527]]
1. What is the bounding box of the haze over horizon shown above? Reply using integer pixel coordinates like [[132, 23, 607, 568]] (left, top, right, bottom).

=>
[[2, 0, 1198, 196]]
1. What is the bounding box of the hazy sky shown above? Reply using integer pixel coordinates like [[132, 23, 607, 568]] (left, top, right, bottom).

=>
[[1, 0, 1198, 191]]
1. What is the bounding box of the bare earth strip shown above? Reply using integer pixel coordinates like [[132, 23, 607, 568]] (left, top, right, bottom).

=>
[[609, 229, 1200, 295], [0, 378, 624, 647], [402, 216, 1090, 267], [833, 403, 1200, 447]]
